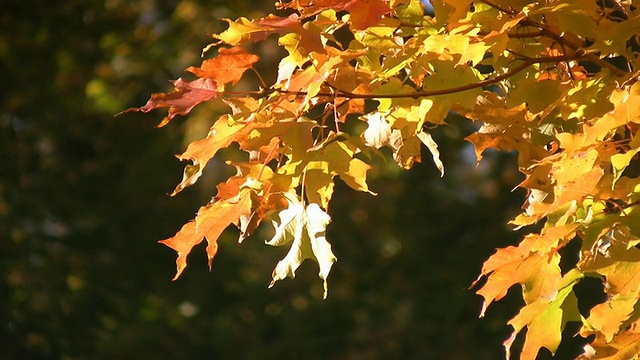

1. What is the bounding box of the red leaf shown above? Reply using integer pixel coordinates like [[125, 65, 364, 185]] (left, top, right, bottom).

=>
[[119, 78, 218, 127], [277, 0, 390, 29]]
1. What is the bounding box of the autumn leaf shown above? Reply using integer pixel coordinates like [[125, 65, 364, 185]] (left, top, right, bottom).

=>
[[266, 192, 336, 299], [187, 46, 259, 88], [160, 188, 253, 280], [579, 330, 640, 360], [171, 115, 246, 195], [212, 14, 304, 46], [361, 111, 444, 174], [504, 269, 583, 360], [579, 242, 640, 296], [214, 161, 273, 201], [278, 0, 391, 29], [361, 111, 392, 149], [417, 131, 444, 177], [238, 189, 288, 244], [344, 0, 391, 30], [580, 294, 637, 343], [119, 78, 218, 127], [474, 235, 562, 317]]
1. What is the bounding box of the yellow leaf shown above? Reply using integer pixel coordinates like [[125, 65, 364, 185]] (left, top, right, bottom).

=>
[[474, 235, 563, 317], [504, 269, 583, 360], [579, 242, 640, 296], [580, 294, 637, 343]]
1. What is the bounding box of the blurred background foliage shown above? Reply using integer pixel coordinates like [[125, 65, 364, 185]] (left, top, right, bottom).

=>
[[1, 0, 584, 358]]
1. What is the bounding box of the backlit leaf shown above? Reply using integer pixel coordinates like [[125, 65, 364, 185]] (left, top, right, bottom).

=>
[[266, 192, 336, 298], [504, 269, 583, 360], [159, 189, 253, 280], [187, 47, 259, 88], [120, 78, 218, 127]]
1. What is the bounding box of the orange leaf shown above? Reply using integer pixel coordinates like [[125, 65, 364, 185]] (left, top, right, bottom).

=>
[[278, 0, 391, 29], [158, 221, 199, 281], [344, 0, 391, 29], [187, 47, 259, 88], [172, 115, 245, 195], [580, 330, 640, 360], [159, 190, 253, 280], [504, 270, 582, 360], [211, 14, 303, 46], [580, 294, 637, 343], [474, 235, 562, 317]]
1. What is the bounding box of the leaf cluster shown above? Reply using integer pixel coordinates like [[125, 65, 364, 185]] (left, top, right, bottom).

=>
[[124, 0, 640, 358]]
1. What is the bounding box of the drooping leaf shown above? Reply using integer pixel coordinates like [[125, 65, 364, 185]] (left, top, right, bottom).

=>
[[504, 269, 583, 360], [266, 192, 336, 298], [160, 189, 253, 280], [417, 131, 444, 177], [171, 115, 246, 195]]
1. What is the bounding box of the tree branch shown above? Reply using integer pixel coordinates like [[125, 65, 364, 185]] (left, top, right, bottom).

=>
[[226, 55, 577, 100], [479, 30, 545, 39], [480, 0, 629, 77], [479, 0, 517, 15]]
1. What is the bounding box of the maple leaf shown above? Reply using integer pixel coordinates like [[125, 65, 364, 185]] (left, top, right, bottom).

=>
[[211, 14, 304, 46], [214, 161, 273, 201], [186, 46, 259, 88], [294, 134, 377, 208], [159, 188, 253, 280], [362, 111, 392, 149], [344, 0, 391, 30], [171, 115, 245, 195], [238, 189, 288, 244], [278, 0, 391, 29], [362, 111, 444, 174], [119, 78, 218, 127], [173, 117, 315, 195], [473, 235, 562, 317], [579, 242, 640, 296], [266, 192, 336, 299], [416, 131, 445, 177], [579, 330, 640, 360], [580, 294, 637, 343], [504, 269, 583, 360]]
